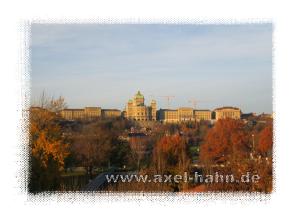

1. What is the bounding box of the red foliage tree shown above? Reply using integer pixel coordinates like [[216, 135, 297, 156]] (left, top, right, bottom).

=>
[[199, 118, 250, 165], [153, 134, 190, 174], [257, 124, 273, 156]]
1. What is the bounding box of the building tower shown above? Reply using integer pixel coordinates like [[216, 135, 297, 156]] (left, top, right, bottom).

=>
[[126, 99, 134, 118], [125, 91, 156, 121], [150, 100, 157, 120], [133, 90, 144, 106]]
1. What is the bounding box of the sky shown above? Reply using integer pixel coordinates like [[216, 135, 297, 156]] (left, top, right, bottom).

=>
[[31, 24, 272, 113]]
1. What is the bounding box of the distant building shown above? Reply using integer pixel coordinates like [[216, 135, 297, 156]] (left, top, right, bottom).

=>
[[32, 92, 246, 123], [101, 109, 121, 118], [60, 107, 122, 120], [178, 107, 194, 121], [60, 107, 101, 120], [84, 107, 102, 118], [194, 110, 212, 121], [60, 109, 84, 120], [125, 91, 157, 121], [158, 109, 179, 123], [241, 112, 257, 120], [158, 108, 212, 123], [214, 106, 241, 120], [258, 113, 273, 119]]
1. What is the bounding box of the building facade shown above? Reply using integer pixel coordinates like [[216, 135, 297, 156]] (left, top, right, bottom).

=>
[[158, 108, 212, 123], [158, 109, 179, 123], [60, 109, 86, 120], [178, 107, 194, 121], [60, 107, 122, 120], [125, 91, 157, 121], [194, 110, 212, 121], [84, 107, 102, 118], [101, 109, 122, 118], [214, 106, 241, 120]]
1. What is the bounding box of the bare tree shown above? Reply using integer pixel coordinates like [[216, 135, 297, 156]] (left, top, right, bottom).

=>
[[48, 95, 67, 113], [32, 90, 67, 112], [70, 123, 112, 179]]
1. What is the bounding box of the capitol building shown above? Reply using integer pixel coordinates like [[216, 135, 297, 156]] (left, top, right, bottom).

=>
[[124, 91, 241, 123], [124, 91, 157, 121], [57, 90, 242, 122]]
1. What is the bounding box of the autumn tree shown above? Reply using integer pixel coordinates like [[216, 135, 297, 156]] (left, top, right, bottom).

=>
[[199, 118, 273, 192], [128, 136, 152, 170], [199, 118, 250, 165], [153, 134, 190, 191], [70, 122, 113, 179], [29, 99, 69, 192], [65, 118, 136, 180], [198, 119, 252, 191], [257, 123, 273, 157]]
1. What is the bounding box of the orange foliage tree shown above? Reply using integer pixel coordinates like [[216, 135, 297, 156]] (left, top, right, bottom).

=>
[[200, 118, 250, 165], [199, 118, 273, 192], [152, 134, 190, 191], [29, 106, 69, 192], [257, 124, 273, 156]]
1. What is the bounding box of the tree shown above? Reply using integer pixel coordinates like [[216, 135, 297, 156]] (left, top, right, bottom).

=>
[[70, 122, 113, 179], [199, 118, 273, 192], [110, 139, 135, 170], [48, 96, 67, 113], [199, 118, 250, 165], [33, 90, 67, 112], [257, 123, 273, 156], [153, 134, 190, 191], [128, 136, 152, 170], [29, 104, 69, 192]]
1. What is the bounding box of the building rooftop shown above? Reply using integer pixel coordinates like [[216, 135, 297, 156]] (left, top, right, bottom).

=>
[[194, 109, 211, 112], [62, 108, 84, 111], [85, 107, 101, 109], [214, 106, 240, 111], [178, 107, 194, 110], [159, 109, 177, 111], [102, 109, 121, 111]]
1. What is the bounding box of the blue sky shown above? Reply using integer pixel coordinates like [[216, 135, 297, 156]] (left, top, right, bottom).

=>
[[31, 24, 272, 113]]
